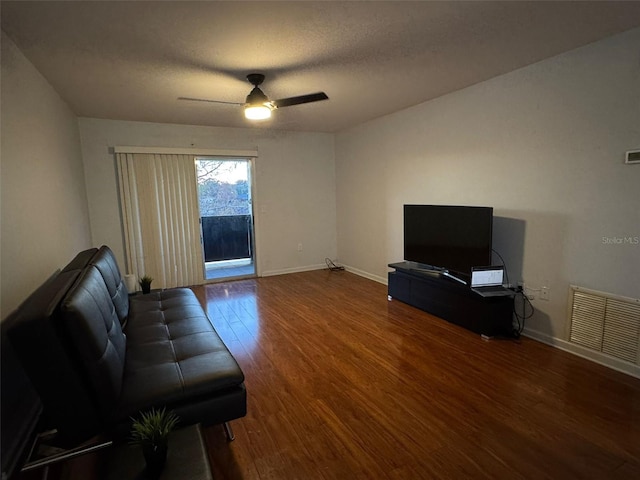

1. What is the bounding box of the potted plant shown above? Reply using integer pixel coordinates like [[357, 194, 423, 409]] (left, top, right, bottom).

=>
[[139, 275, 153, 294], [130, 407, 179, 478]]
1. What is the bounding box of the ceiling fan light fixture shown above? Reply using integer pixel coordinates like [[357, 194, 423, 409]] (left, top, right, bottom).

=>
[[180, 73, 327, 121], [244, 104, 273, 120], [244, 85, 274, 120]]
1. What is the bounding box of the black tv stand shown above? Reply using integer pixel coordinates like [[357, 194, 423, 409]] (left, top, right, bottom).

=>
[[388, 262, 513, 336], [441, 270, 467, 285]]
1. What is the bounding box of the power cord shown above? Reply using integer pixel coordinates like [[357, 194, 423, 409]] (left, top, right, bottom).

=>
[[491, 248, 510, 287], [511, 287, 534, 339], [491, 248, 535, 339], [325, 258, 345, 271]]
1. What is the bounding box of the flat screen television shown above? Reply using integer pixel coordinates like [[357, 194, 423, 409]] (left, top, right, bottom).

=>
[[404, 204, 493, 276]]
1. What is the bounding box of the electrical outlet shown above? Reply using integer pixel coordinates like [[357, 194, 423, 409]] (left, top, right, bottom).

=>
[[540, 286, 549, 301], [297, 243, 303, 252], [523, 284, 535, 300]]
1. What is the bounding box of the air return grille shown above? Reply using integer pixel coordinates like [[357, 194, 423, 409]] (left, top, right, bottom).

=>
[[569, 286, 640, 365]]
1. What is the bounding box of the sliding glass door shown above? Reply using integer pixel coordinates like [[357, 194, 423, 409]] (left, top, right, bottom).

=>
[[196, 158, 256, 281]]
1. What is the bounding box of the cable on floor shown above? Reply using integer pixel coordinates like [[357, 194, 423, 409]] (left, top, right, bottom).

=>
[[325, 258, 345, 271]]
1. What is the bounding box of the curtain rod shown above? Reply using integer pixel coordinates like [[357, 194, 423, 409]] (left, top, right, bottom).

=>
[[113, 146, 258, 157]]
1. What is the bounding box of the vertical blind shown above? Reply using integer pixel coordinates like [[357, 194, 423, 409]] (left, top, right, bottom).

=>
[[116, 153, 203, 289]]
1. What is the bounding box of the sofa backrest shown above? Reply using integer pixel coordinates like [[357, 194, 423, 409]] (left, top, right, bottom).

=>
[[6, 269, 103, 445], [1, 329, 42, 478], [89, 245, 129, 326], [61, 247, 99, 272], [59, 266, 127, 417]]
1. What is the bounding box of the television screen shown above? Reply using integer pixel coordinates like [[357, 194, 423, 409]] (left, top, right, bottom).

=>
[[404, 205, 493, 276]]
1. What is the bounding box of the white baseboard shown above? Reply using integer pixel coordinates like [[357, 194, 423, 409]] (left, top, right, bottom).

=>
[[261, 263, 327, 277], [342, 265, 388, 285], [522, 327, 640, 379], [261, 263, 388, 285]]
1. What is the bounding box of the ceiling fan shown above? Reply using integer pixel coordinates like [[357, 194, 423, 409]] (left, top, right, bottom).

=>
[[179, 73, 329, 120]]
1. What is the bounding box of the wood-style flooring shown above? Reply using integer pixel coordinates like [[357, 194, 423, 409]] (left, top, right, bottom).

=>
[[194, 270, 640, 479]]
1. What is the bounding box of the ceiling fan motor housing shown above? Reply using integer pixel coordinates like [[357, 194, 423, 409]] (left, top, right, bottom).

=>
[[246, 86, 270, 106], [245, 74, 273, 108], [247, 73, 265, 87]]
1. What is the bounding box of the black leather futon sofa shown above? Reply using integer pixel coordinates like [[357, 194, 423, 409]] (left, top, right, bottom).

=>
[[5, 245, 247, 449]]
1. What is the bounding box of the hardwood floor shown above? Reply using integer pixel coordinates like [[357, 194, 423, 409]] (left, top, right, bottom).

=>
[[194, 270, 640, 479]]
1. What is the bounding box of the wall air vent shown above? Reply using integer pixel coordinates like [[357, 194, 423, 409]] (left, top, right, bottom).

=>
[[568, 286, 640, 365], [625, 149, 640, 164]]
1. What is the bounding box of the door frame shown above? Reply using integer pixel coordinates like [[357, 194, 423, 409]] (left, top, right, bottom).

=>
[[195, 156, 260, 281]]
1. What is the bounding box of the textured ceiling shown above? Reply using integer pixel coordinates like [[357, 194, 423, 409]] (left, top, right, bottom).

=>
[[3, 1, 640, 132]]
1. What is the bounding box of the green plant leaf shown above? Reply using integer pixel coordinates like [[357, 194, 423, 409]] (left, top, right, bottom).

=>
[[129, 407, 179, 447]]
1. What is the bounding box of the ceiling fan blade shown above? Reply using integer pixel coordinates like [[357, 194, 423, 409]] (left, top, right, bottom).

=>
[[273, 92, 328, 108], [178, 97, 242, 105]]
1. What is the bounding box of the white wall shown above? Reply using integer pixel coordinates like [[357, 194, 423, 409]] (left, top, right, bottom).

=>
[[335, 28, 640, 341], [1, 32, 92, 319], [78, 118, 336, 278]]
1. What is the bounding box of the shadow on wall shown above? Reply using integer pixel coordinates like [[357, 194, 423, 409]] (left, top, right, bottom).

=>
[[493, 211, 572, 339], [493, 216, 526, 285], [493, 216, 556, 336]]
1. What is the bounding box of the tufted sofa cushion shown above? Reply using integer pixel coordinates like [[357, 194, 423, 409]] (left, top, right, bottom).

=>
[[88, 246, 129, 326], [59, 266, 127, 416], [118, 289, 245, 417]]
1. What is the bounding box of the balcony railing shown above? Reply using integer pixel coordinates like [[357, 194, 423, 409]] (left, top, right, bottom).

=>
[[201, 215, 252, 262]]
